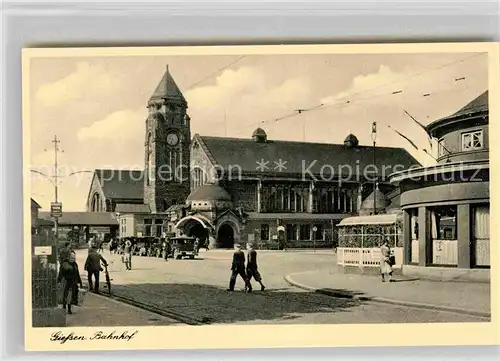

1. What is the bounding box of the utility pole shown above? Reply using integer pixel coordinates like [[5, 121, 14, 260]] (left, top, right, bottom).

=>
[[371, 122, 377, 215], [52, 135, 61, 238]]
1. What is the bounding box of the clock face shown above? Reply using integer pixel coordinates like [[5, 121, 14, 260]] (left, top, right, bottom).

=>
[[166, 132, 179, 146]]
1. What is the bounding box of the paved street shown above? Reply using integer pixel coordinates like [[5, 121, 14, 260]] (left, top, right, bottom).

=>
[[73, 249, 488, 325], [66, 291, 181, 327]]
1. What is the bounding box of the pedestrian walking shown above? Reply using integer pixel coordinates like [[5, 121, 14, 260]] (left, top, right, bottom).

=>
[[227, 244, 251, 292], [246, 243, 265, 292], [194, 238, 200, 256], [163, 239, 171, 261], [57, 251, 83, 314], [380, 240, 394, 282], [109, 238, 117, 255], [124, 239, 133, 270], [88, 237, 95, 253], [84, 246, 108, 294], [58, 241, 72, 264]]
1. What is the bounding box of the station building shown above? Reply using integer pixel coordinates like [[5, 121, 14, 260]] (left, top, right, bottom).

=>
[[84, 67, 420, 248]]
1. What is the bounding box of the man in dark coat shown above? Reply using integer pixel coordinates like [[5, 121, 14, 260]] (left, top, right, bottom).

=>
[[246, 243, 265, 292], [84, 247, 108, 294], [57, 251, 83, 314], [58, 241, 72, 264], [227, 244, 251, 292]]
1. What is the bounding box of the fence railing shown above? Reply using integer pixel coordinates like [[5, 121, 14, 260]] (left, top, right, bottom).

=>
[[31, 232, 58, 309], [256, 239, 333, 250], [337, 247, 403, 268]]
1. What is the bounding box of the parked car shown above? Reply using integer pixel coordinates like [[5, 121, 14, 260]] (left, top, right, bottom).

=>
[[168, 236, 197, 259]]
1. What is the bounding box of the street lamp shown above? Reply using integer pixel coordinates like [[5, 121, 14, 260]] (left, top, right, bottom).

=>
[[371, 122, 377, 215]]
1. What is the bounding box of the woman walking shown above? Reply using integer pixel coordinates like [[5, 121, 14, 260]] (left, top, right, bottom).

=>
[[380, 240, 394, 282], [57, 251, 83, 314]]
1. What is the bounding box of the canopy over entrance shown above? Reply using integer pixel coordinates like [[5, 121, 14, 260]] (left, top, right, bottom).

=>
[[174, 214, 214, 230], [174, 214, 214, 244]]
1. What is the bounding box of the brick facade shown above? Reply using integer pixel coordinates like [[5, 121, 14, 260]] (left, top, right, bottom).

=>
[[143, 71, 192, 213]]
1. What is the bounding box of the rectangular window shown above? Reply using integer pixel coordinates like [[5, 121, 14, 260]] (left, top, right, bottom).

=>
[[312, 224, 323, 240], [260, 224, 270, 241], [438, 139, 446, 157], [144, 219, 152, 236], [462, 130, 483, 151], [429, 205, 458, 266], [299, 224, 311, 240], [286, 224, 296, 241]]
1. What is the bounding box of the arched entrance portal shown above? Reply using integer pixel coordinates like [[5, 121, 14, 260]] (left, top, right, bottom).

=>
[[186, 221, 209, 243], [217, 223, 235, 249]]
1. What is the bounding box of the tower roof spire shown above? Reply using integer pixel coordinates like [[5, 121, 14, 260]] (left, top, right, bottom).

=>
[[149, 65, 186, 103]]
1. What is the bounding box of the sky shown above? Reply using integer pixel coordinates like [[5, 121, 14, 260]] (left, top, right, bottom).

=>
[[28, 51, 488, 211]]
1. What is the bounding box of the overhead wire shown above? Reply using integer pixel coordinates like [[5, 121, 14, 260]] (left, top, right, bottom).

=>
[[238, 52, 487, 133], [184, 55, 248, 91]]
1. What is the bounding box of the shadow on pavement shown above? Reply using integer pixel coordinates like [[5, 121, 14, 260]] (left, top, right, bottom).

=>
[[317, 288, 367, 298], [314, 277, 420, 299], [106, 282, 360, 324]]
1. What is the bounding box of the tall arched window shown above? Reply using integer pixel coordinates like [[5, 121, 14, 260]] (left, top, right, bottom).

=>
[[91, 192, 101, 212], [193, 167, 206, 189]]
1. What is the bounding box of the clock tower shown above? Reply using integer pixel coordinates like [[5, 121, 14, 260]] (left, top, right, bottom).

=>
[[144, 66, 191, 213]]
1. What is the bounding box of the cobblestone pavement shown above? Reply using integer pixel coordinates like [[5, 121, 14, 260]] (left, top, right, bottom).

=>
[[66, 291, 180, 327], [74, 249, 488, 325]]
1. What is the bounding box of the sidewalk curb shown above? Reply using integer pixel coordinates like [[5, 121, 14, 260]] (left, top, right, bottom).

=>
[[284, 273, 491, 319]]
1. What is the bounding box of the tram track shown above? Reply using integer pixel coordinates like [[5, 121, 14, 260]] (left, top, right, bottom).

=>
[[79, 257, 356, 325], [89, 280, 353, 326], [80, 276, 212, 325], [99, 290, 211, 325]]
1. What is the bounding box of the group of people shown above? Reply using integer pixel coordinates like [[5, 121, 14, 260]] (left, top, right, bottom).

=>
[[228, 243, 266, 293], [56, 242, 109, 314]]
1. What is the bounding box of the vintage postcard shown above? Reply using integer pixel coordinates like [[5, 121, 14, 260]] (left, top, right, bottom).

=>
[[23, 43, 499, 351]]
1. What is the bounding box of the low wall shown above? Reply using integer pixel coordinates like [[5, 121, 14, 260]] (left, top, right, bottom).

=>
[[402, 265, 490, 283], [32, 307, 66, 327]]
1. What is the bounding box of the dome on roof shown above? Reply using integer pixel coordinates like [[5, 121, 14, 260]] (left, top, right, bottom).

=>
[[359, 188, 390, 215], [449, 90, 488, 119], [426, 90, 489, 138], [186, 184, 232, 202], [252, 127, 267, 142], [252, 127, 267, 137], [344, 133, 359, 148]]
